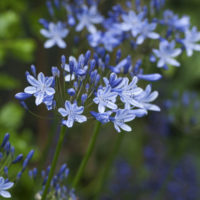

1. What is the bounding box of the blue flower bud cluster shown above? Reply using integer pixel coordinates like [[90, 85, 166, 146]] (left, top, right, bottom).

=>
[[29, 164, 76, 200], [15, 50, 160, 132], [0, 133, 34, 198]]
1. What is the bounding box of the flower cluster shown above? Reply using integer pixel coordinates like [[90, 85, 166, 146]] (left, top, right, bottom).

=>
[[15, 50, 160, 132], [39, 0, 200, 70], [0, 133, 34, 198], [29, 164, 76, 200]]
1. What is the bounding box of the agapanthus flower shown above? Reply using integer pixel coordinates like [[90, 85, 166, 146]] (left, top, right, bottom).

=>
[[76, 5, 103, 33], [93, 85, 118, 113], [16, 50, 160, 133], [153, 40, 182, 68], [120, 10, 145, 37], [40, 22, 69, 48], [181, 26, 200, 56], [58, 101, 87, 127], [135, 20, 159, 45], [0, 177, 14, 198], [162, 10, 190, 32], [135, 84, 160, 111], [110, 109, 147, 132], [88, 29, 122, 52], [24, 72, 55, 106]]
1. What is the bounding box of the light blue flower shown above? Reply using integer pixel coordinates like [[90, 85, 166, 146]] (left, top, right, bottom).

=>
[[0, 177, 14, 198], [182, 27, 200, 56], [120, 10, 144, 37], [24, 72, 55, 106], [40, 22, 69, 48], [135, 84, 160, 111], [76, 5, 103, 33], [153, 40, 182, 68], [163, 10, 190, 31], [136, 20, 159, 45], [93, 85, 118, 113], [118, 77, 143, 109], [88, 29, 122, 51], [111, 109, 147, 132], [58, 101, 87, 127]]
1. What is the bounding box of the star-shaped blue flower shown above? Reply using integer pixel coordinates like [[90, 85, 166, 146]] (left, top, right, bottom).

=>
[[153, 40, 182, 68], [58, 101, 87, 127], [0, 177, 14, 198], [182, 27, 200, 56], [76, 5, 103, 33], [111, 109, 147, 132], [136, 20, 159, 45], [93, 85, 118, 113], [24, 72, 55, 106], [40, 22, 69, 48], [135, 84, 160, 112]]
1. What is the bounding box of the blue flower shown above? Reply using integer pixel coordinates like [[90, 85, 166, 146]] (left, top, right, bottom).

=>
[[135, 84, 160, 111], [136, 20, 159, 45], [120, 10, 145, 37], [162, 10, 190, 32], [88, 29, 122, 52], [182, 27, 200, 56], [24, 72, 55, 106], [118, 77, 143, 109], [76, 5, 103, 33], [110, 109, 147, 132], [58, 101, 87, 127], [0, 177, 14, 198], [153, 40, 182, 68], [40, 22, 69, 48], [93, 85, 118, 113]]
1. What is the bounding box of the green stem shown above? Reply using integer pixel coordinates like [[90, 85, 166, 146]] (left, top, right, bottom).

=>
[[72, 121, 101, 189], [94, 133, 124, 199], [41, 125, 67, 200]]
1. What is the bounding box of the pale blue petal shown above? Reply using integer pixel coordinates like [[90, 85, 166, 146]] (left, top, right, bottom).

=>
[[75, 115, 87, 123], [58, 108, 68, 117], [0, 191, 11, 198], [45, 87, 55, 95], [44, 39, 56, 48], [35, 92, 44, 106], [38, 72, 45, 84], [27, 75, 39, 87], [24, 86, 37, 94]]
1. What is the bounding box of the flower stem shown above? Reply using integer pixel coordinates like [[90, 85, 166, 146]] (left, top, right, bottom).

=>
[[72, 121, 101, 189], [41, 125, 67, 200], [94, 133, 124, 199]]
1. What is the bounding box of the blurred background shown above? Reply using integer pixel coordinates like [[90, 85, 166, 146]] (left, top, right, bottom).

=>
[[0, 0, 200, 199]]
